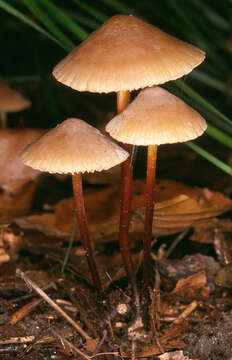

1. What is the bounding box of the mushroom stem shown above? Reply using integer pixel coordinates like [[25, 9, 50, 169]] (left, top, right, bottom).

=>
[[117, 90, 130, 114], [0, 111, 7, 128], [72, 172, 102, 294], [117, 91, 140, 317], [143, 144, 158, 288]]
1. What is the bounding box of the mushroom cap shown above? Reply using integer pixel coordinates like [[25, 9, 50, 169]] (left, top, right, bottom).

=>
[[21, 118, 129, 174], [0, 128, 45, 184], [53, 15, 205, 93], [0, 83, 31, 112], [106, 86, 207, 145]]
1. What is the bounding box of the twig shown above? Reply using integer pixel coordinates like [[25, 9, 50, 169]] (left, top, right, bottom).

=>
[[163, 229, 189, 259], [173, 300, 198, 324], [52, 329, 91, 360], [92, 329, 107, 355], [0, 336, 35, 345], [16, 268, 91, 341], [10, 282, 57, 303]]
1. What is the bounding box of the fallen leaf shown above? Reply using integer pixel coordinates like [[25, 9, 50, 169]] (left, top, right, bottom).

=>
[[172, 271, 210, 299]]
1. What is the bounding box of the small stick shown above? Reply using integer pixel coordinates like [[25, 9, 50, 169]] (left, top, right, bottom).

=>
[[53, 329, 120, 360], [0, 336, 35, 345], [52, 329, 91, 360], [92, 329, 107, 355], [164, 229, 189, 259], [16, 269, 91, 341], [173, 300, 198, 324]]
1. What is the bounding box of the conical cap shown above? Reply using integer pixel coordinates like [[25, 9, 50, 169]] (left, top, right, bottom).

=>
[[106, 86, 207, 145], [53, 15, 205, 93], [21, 118, 129, 174], [0, 83, 31, 112]]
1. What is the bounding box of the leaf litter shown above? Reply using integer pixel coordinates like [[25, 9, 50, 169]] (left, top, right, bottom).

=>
[[0, 132, 231, 359]]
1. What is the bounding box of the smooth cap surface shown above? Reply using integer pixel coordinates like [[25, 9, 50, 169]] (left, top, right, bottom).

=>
[[21, 118, 129, 174], [0, 83, 31, 112], [106, 86, 207, 145], [53, 15, 205, 93]]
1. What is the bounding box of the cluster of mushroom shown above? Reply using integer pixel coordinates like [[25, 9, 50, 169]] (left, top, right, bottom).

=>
[[20, 15, 207, 316]]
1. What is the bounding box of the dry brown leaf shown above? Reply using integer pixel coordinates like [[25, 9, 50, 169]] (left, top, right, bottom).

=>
[[172, 271, 209, 299], [15, 180, 232, 243], [191, 219, 232, 244], [15, 213, 68, 238], [55, 179, 232, 241]]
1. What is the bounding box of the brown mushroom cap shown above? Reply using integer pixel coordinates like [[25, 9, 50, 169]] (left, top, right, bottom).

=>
[[0, 83, 31, 112], [0, 128, 45, 184], [106, 86, 207, 145], [21, 118, 129, 174], [53, 15, 205, 93]]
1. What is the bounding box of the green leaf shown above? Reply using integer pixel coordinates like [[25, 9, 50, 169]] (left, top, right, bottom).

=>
[[0, 0, 65, 48], [21, 0, 74, 50], [186, 142, 232, 175], [175, 80, 232, 131], [207, 124, 232, 149], [72, 0, 107, 23], [40, 0, 89, 41], [61, 215, 77, 273]]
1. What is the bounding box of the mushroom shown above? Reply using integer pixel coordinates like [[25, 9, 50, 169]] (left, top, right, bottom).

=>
[[52, 14, 205, 313], [106, 86, 207, 287], [20, 118, 129, 294], [0, 83, 31, 128]]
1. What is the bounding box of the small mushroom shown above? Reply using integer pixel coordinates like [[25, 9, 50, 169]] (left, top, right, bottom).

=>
[[106, 86, 207, 287], [20, 118, 129, 294], [0, 83, 31, 128]]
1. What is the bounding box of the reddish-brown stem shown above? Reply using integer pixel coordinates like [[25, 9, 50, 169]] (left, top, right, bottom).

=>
[[143, 144, 158, 288], [72, 173, 102, 294], [117, 91, 140, 317]]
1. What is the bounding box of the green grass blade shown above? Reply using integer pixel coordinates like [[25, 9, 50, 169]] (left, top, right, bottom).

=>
[[186, 142, 232, 175], [40, 0, 88, 41], [21, 0, 74, 50], [66, 12, 99, 30], [175, 80, 232, 130], [99, 0, 139, 16], [0, 75, 41, 83], [0, 0, 65, 48], [72, 0, 107, 23], [189, 70, 230, 94], [61, 215, 77, 273], [207, 124, 232, 149]]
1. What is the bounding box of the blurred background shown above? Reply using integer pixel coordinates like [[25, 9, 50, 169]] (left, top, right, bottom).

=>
[[0, 0, 232, 189]]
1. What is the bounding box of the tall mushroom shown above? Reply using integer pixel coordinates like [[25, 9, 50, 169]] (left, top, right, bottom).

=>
[[106, 86, 207, 288], [0, 83, 31, 128], [20, 118, 129, 295], [52, 14, 205, 312]]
